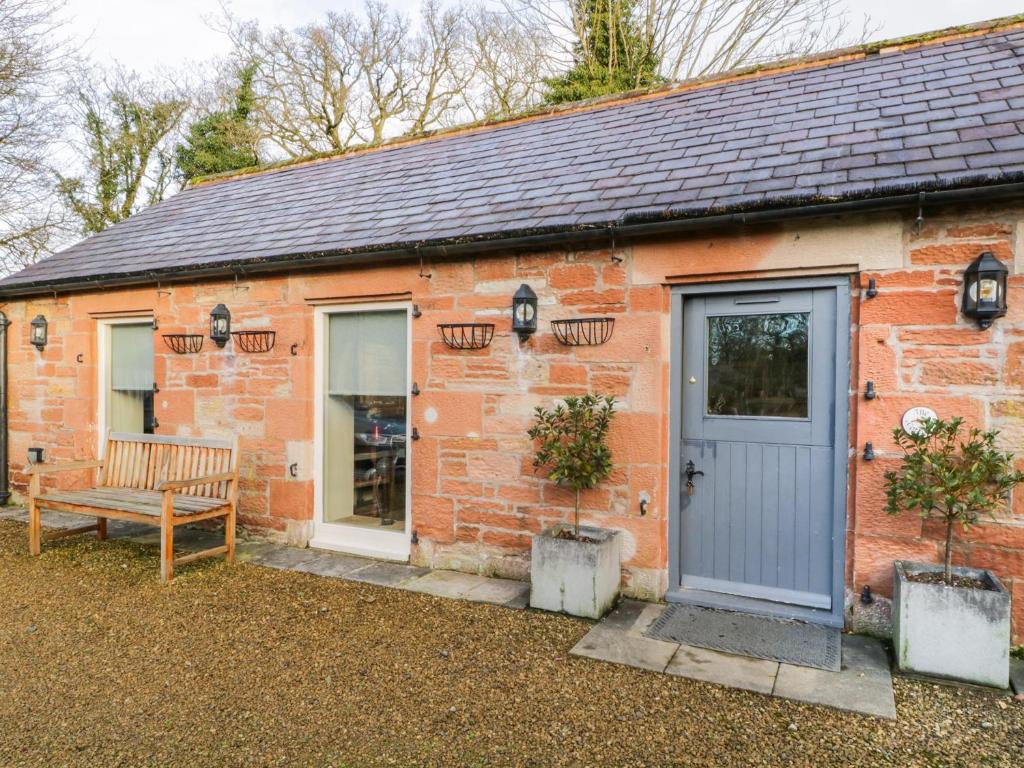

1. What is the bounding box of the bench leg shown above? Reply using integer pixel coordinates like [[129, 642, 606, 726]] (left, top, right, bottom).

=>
[[96, 517, 107, 541], [28, 474, 41, 556], [160, 491, 174, 584], [225, 503, 236, 564]]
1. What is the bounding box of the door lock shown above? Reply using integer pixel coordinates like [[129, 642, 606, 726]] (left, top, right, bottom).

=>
[[685, 460, 704, 496]]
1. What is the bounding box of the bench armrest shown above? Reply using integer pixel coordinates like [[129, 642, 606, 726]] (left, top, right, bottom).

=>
[[26, 460, 104, 476], [157, 472, 236, 491]]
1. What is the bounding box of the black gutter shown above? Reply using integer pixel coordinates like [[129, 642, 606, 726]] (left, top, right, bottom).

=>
[[2, 179, 1024, 299]]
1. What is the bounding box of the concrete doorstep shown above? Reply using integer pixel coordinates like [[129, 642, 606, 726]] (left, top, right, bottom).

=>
[[571, 600, 898, 720]]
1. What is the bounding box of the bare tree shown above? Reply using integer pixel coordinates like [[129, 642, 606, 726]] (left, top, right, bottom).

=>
[[220, 0, 553, 158], [225, 11, 363, 157], [462, 4, 549, 121], [504, 0, 869, 84], [0, 0, 73, 273], [406, 0, 467, 135], [56, 67, 187, 234], [350, 1, 414, 145]]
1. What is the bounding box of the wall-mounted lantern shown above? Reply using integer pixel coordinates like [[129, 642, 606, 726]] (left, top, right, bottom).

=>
[[961, 251, 1008, 329], [512, 283, 537, 342], [29, 315, 47, 350], [209, 304, 231, 347]]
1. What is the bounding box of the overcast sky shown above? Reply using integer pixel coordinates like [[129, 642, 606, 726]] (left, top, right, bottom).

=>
[[64, 0, 1024, 74]]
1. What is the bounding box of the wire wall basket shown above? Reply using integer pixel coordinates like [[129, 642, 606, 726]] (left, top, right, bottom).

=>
[[232, 330, 276, 353], [437, 323, 495, 350], [550, 317, 615, 346], [162, 334, 204, 354]]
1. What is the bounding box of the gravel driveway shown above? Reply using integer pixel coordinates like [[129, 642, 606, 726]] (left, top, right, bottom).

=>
[[0, 520, 1020, 767]]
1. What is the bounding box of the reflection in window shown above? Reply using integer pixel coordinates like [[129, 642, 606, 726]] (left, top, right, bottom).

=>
[[706, 312, 809, 417]]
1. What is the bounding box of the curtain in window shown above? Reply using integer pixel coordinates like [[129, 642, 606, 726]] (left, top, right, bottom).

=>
[[110, 324, 154, 391], [328, 311, 406, 396]]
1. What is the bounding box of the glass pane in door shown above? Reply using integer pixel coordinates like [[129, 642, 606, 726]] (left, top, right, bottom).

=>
[[107, 323, 154, 433], [706, 312, 809, 418], [324, 310, 408, 530]]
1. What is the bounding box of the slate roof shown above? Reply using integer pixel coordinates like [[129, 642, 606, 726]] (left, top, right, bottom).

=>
[[5, 19, 1024, 294]]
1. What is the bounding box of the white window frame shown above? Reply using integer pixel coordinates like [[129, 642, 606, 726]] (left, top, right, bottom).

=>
[[96, 316, 154, 455], [310, 300, 413, 561]]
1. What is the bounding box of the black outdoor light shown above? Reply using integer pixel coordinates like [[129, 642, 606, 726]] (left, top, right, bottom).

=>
[[512, 283, 538, 342], [29, 314, 47, 350], [209, 303, 231, 347], [961, 251, 1008, 329]]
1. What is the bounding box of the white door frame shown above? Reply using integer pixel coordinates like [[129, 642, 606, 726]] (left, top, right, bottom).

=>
[[310, 300, 413, 561], [96, 316, 153, 455]]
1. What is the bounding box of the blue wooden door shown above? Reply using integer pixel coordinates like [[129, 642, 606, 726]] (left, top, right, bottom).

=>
[[679, 288, 838, 610]]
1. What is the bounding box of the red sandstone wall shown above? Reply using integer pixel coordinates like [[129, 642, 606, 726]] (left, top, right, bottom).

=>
[[3, 204, 1023, 639], [1, 248, 671, 597], [852, 212, 1024, 642]]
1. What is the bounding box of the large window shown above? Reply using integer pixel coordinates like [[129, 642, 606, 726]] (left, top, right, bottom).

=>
[[106, 322, 155, 434], [323, 310, 408, 530]]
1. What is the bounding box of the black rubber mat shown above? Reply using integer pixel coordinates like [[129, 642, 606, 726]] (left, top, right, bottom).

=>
[[646, 603, 841, 671]]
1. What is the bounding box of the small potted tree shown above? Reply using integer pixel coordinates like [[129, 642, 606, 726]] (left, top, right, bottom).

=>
[[885, 416, 1024, 687], [527, 394, 620, 619]]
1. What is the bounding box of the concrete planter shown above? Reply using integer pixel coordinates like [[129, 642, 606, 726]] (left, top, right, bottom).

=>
[[893, 560, 1010, 688], [530, 525, 620, 619]]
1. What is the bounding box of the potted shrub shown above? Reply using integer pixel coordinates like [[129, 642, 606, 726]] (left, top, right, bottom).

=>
[[885, 416, 1024, 687], [527, 394, 620, 619]]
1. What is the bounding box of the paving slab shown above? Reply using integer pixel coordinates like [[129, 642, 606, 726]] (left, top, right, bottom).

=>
[[345, 561, 430, 587], [233, 541, 279, 563], [406, 569, 490, 598], [571, 624, 678, 673], [1010, 658, 1023, 696], [773, 635, 896, 719], [250, 545, 322, 571], [666, 644, 779, 695], [407, 570, 529, 607], [632, 602, 668, 636], [504, 590, 530, 610], [468, 576, 529, 607], [168, 528, 223, 549], [4, 508, 84, 528], [598, 599, 650, 632], [290, 551, 376, 579]]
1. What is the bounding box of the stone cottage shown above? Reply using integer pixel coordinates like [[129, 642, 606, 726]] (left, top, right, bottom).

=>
[[2, 17, 1023, 640]]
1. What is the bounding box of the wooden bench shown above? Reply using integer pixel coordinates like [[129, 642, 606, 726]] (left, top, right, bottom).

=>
[[27, 433, 240, 583]]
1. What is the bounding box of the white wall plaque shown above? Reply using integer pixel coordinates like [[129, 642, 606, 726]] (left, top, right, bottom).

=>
[[901, 406, 938, 435]]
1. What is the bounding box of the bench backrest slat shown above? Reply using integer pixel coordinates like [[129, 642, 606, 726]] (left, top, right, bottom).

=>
[[101, 433, 237, 499]]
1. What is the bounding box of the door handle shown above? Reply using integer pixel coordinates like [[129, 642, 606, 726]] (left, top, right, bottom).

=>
[[685, 460, 704, 496]]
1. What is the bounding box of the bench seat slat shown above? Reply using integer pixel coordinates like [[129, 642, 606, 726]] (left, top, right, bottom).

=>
[[63, 486, 224, 512], [37, 488, 229, 517]]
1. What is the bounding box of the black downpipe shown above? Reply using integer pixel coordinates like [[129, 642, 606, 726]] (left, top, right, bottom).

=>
[[0, 311, 8, 505]]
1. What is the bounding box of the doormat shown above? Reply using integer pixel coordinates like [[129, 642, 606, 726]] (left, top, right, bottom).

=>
[[646, 604, 841, 671]]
